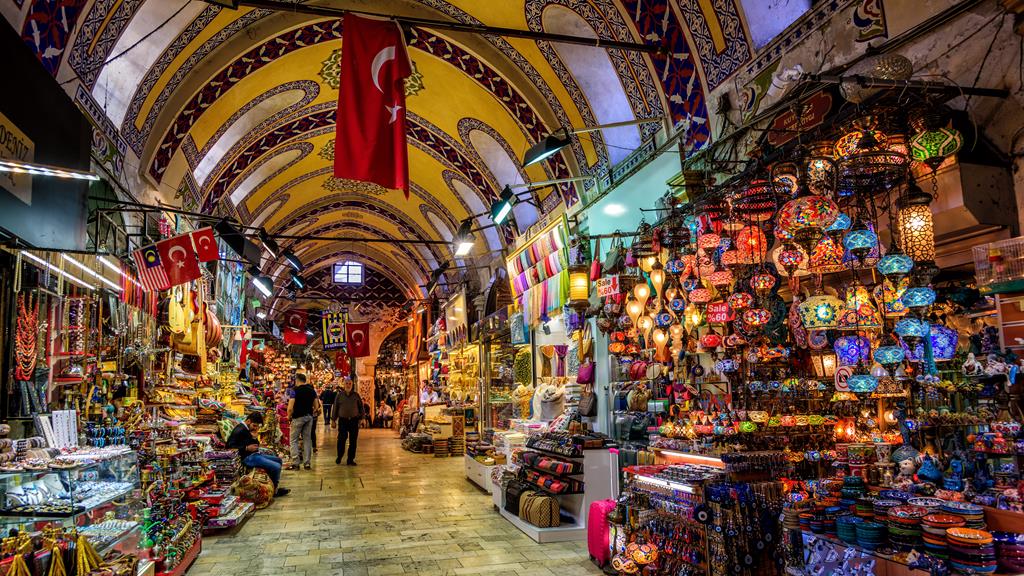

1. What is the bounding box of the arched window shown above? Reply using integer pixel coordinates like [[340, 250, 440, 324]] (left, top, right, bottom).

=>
[[333, 261, 364, 285]]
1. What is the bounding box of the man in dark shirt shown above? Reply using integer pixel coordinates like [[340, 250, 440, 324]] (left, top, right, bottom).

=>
[[320, 385, 337, 432], [287, 373, 320, 470], [226, 412, 289, 497], [330, 377, 363, 465]]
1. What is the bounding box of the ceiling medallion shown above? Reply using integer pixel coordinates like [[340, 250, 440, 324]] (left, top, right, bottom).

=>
[[404, 61, 425, 96], [319, 139, 335, 161], [318, 49, 342, 90], [322, 176, 388, 196]]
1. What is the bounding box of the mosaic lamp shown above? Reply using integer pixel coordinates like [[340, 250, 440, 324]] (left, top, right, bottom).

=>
[[876, 248, 914, 283], [798, 291, 846, 330], [834, 335, 871, 367], [742, 307, 771, 327], [873, 278, 909, 318], [728, 291, 754, 311], [697, 233, 721, 251], [750, 272, 777, 296], [910, 126, 963, 171], [735, 225, 768, 262], [776, 244, 806, 277], [779, 193, 840, 254], [846, 362, 879, 394], [688, 287, 712, 307], [730, 180, 778, 223], [842, 221, 878, 265], [901, 285, 936, 315], [826, 212, 853, 237], [805, 141, 836, 193], [902, 323, 959, 362], [894, 317, 929, 348], [809, 235, 845, 274], [873, 341, 906, 371], [708, 268, 734, 291], [837, 284, 883, 330]]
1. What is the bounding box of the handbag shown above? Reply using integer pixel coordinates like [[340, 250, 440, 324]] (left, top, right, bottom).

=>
[[579, 383, 597, 417], [504, 479, 531, 515], [233, 468, 275, 509], [590, 237, 602, 281], [521, 492, 560, 527], [603, 233, 625, 274]]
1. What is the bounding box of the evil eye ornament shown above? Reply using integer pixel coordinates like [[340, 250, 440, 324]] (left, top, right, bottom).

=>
[[656, 312, 674, 327], [670, 298, 686, 312]]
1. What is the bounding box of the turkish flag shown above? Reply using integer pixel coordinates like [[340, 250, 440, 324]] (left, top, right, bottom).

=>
[[346, 322, 370, 357], [191, 227, 218, 262], [334, 14, 412, 197], [335, 351, 350, 373], [282, 309, 308, 345], [157, 234, 202, 286]]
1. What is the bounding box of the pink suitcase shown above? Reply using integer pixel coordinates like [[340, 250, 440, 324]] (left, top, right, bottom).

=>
[[587, 499, 616, 567]]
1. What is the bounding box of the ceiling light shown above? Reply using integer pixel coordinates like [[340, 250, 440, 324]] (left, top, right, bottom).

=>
[[603, 203, 628, 217], [97, 255, 141, 287], [454, 219, 474, 257], [256, 310, 267, 319], [258, 228, 280, 258], [290, 273, 306, 290], [283, 250, 303, 271], [305, 329, 314, 336], [249, 266, 273, 297], [20, 251, 95, 290], [62, 254, 122, 291], [491, 185, 515, 225], [523, 129, 572, 167], [0, 159, 99, 181]]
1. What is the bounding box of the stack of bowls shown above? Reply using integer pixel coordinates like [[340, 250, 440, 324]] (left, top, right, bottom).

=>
[[782, 507, 803, 531], [799, 512, 812, 531], [873, 499, 902, 523], [824, 506, 844, 536], [855, 497, 875, 519], [856, 521, 887, 551], [837, 515, 863, 545], [946, 527, 997, 573], [940, 501, 986, 529], [993, 531, 1024, 573], [907, 497, 944, 512], [921, 513, 965, 559], [879, 489, 911, 502], [841, 476, 866, 501], [887, 505, 928, 551]]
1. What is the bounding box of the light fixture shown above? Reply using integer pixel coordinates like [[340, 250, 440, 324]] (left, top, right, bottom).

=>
[[895, 180, 935, 263], [454, 219, 475, 257], [61, 254, 123, 292], [842, 221, 877, 265], [626, 297, 644, 328], [910, 126, 963, 170], [568, 264, 590, 311], [98, 255, 142, 287], [20, 251, 95, 290], [798, 291, 845, 330], [258, 228, 280, 258], [256, 311, 267, 320], [491, 186, 515, 225], [522, 117, 665, 167], [0, 159, 99, 181], [633, 282, 651, 311], [290, 273, 306, 290], [811, 350, 838, 379], [305, 329, 314, 336], [283, 250, 303, 271], [249, 266, 273, 297]]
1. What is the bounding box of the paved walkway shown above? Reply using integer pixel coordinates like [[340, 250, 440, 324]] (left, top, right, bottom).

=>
[[188, 428, 604, 576]]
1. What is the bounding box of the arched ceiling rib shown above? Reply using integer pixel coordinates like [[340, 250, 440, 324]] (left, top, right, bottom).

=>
[[12, 0, 767, 318]]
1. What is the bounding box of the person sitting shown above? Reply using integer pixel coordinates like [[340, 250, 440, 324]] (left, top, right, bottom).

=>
[[379, 403, 394, 429], [227, 412, 290, 497]]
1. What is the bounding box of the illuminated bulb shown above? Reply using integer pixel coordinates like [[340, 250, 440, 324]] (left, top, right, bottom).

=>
[[626, 299, 644, 327], [634, 282, 651, 310]]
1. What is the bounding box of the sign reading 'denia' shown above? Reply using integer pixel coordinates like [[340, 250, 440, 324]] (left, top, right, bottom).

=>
[[706, 302, 734, 323], [0, 111, 33, 205], [596, 275, 620, 297]]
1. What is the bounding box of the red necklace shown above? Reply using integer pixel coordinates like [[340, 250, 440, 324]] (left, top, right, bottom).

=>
[[15, 293, 38, 381]]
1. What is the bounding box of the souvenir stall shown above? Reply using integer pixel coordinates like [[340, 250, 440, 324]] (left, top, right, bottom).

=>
[[577, 90, 1024, 576]]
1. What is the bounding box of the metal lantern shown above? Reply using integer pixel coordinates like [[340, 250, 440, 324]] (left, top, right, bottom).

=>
[[895, 182, 935, 263], [910, 127, 963, 170], [568, 264, 590, 311], [632, 220, 656, 257], [834, 335, 871, 366], [811, 350, 838, 378], [834, 128, 888, 160], [730, 180, 779, 223], [872, 376, 907, 398], [806, 141, 836, 194]]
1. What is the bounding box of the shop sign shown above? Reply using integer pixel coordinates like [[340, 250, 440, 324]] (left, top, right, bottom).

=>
[[767, 90, 833, 147], [0, 111, 33, 205], [706, 302, 733, 323], [321, 311, 349, 351], [596, 275, 620, 297], [98, 361, 117, 373], [834, 365, 853, 392]]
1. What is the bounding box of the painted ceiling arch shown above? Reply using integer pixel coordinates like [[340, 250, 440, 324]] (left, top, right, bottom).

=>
[[7, 0, 773, 318]]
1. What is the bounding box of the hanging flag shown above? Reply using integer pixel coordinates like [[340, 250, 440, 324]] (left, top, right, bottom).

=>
[[131, 244, 170, 292], [334, 14, 412, 197], [191, 227, 219, 262], [157, 234, 202, 286], [334, 351, 350, 373], [346, 322, 370, 357], [321, 310, 348, 351], [282, 309, 308, 345]]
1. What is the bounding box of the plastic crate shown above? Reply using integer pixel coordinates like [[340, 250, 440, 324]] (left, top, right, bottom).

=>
[[974, 237, 1024, 293]]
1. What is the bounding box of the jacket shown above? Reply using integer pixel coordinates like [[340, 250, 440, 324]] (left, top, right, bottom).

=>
[[331, 389, 363, 422], [226, 422, 258, 460]]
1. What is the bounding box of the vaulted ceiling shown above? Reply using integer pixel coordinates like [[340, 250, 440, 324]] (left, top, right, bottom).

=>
[[6, 0, 799, 318]]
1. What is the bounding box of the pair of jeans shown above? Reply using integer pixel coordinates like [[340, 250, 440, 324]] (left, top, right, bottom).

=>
[[322, 405, 333, 429], [243, 453, 283, 487], [290, 414, 314, 465], [336, 417, 359, 463]]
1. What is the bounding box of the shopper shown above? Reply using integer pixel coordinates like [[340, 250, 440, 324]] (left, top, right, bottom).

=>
[[331, 377, 362, 465], [379, 402, 394, 429], [227, 412, 290, 497], [320, 384, 337, 431], [287, 373, 320, 470]]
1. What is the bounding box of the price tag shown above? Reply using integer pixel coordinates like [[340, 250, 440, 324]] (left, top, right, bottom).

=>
[[834, 365, 853, 392], [706, 301, 733, 323], [596, 275, 620, 297]]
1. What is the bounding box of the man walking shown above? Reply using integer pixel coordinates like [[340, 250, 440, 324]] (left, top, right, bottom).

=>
[[287, 373, 319, 470], [331, 377, 363, 465], [320, 384, 337, 432]]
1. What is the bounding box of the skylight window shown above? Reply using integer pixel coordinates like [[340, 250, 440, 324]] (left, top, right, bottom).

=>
[[333, 261, 363, 285]]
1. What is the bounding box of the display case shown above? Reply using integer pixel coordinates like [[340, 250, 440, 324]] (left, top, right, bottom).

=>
[[0, 449, 141, 531], [481, 332, 517, 430]]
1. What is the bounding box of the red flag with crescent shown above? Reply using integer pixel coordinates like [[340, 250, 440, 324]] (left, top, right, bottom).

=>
[[283, 309, 308, 345], [190, 227, 218, 262], [346, 322, 370, 358], [156, 234, 201, 287], [334, 14, 412, 197]]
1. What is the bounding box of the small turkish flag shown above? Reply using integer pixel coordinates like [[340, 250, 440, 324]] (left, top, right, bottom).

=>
[[335, 351, 350, 373], [346, 322, 370, 357], [191, 227, 218, 262], [282, 309, 308, 345], [157, 234, 201, 286], [334, 14, 412, 197]]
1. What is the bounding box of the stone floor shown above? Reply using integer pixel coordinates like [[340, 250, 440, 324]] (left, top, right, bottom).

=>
[[187, 427, 604, 576]]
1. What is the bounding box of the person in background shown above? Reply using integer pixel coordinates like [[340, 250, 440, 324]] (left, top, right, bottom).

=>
[[379, 402, 394, 429], [227, 412, 290, 497], [275, 391, 290, 447], [330, 377, 362, 465], [320, 384, 337, 432], [310, 382, 320, 453], [287, 373, 319, 470], [361, 400, 373, 428]]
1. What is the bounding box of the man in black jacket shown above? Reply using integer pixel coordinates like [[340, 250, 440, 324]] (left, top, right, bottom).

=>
[[227, 412, 290, 497], [330, 377, 363, 465]]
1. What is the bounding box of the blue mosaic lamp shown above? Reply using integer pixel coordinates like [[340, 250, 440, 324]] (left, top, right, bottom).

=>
[[901, 286, 936, 312], [827, 212, 852, 233], [873, 344, 905, 370], [834, 335, 871, 366], [846, 362, 879, 394], [876, 248, 914, 283], [902, 324, 959, 362], [842, 223, 878, 264], [895, 317, 929, 347]]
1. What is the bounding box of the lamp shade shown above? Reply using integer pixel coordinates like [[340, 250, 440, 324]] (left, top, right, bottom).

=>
[[873, 344, 906, 368], [901, 324, 959, 362], [568, 264, 590, 309], [842, 225, 877, 254], [876, 251, 914, 282], [750, 272, 777, 295], [809, 235, 845, 274], [901, 286, 936, 310], [838, 285, 883, 330], [894, 317, 929, 345], [826, 212, 852, 233], [698, 233, 721, 250], [735, 226, 768, 261], [778, 195, 840, 235], [689, 288, 712, 305], [728, 291, 754, 311], [847, 373, 879, 394], [834, 335, 871, 366], [811, 351, 838, 378], [834, 129, 887, 159], [910, 127, 963, 169], [742, 307, 771, 326], [896, 203, 935, 262], [799, 293, 846, 329], [873, 279, 909, 318], [775, 245, 808, 277]]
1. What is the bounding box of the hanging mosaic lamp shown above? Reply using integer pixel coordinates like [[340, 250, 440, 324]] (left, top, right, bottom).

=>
[[776, 244, 806, 275], [895, 180, 936, 263], [838, 284, 883, 330], [834, 335, 871, 366], [730, 180, 779, 223], [873, 278, 909, 318], [833, 127, 888, 160], [808, 235, 845, 275], [805, 141, 836, 195], [697, 233, 721, 251], [834, 118, 909, 195], [876, 247, 914, 283], [910, 126, 963, 171], [688, 287, 713, 307], [701, 330, 723, 350], [798, 291, 846, 330], [873, 341, 906, 371], [735, 225, 768, 262], [894, 317, 929, 348], [774, 225, 795, 242], [778, 193, 840, 254], [872, 376, 907, 398], [728, 291, 754, 311], [842, 221, 878, 265], [901, 285, 936, 313], [721, 249, 741, 268], [901, 323, 959, 362], [742, 307, 771, 327], [750, 272, 777, 296], [847, 372, 879, 394], [708, 267, 734, 288], [826, 212, 852, 240]]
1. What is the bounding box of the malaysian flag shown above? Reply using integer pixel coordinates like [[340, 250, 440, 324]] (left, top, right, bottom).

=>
[[131, 244, 170, 292]]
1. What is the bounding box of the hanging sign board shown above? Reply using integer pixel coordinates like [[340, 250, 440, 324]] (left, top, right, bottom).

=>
[[706, 302, 734, 323], [834, 365, 854, 392], [596, 275, 620, 297], [0, 111, 33, 204]]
